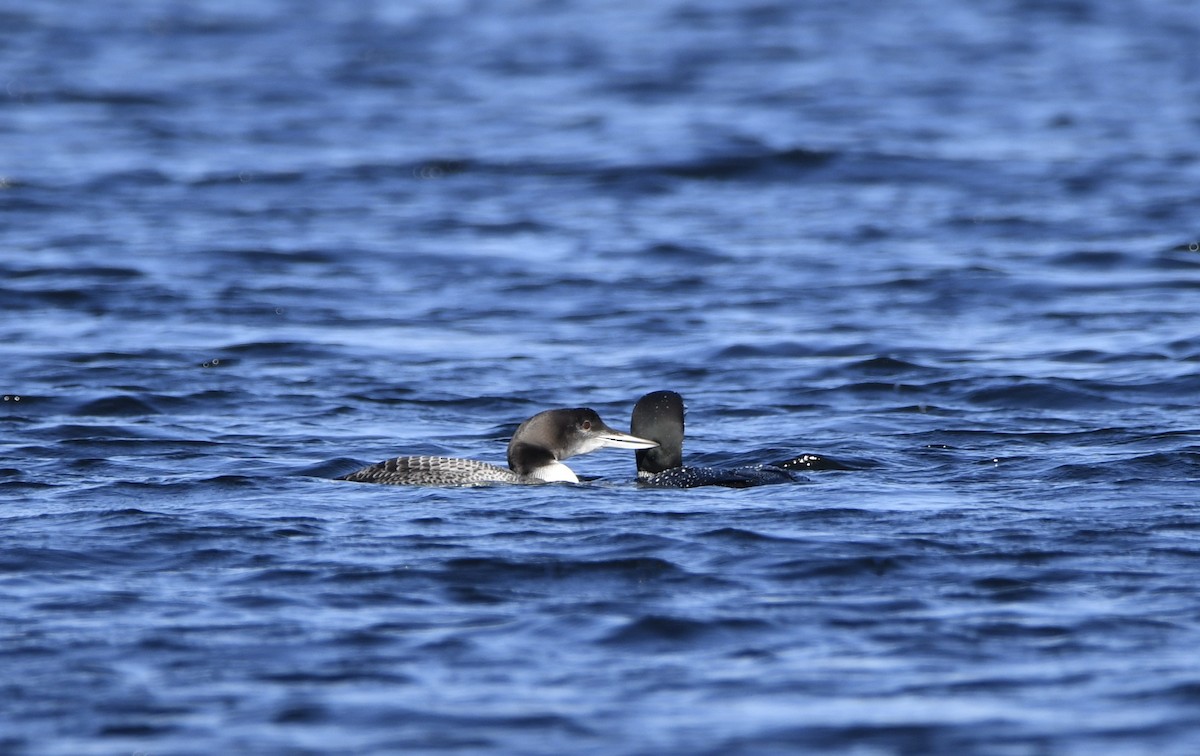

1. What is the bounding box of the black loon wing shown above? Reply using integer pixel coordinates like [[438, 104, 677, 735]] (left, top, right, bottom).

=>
[[640, 464, 800, 489]]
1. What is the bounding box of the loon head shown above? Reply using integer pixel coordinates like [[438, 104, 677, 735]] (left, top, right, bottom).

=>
[[506, 408, 658, 478], [630, 391, 685, 475]]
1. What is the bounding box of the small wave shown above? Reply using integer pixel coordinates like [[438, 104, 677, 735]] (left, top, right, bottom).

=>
[[773, 554, 909, 580], [1048, 450, 1200, 482], [73, 395, 162, 417], [1049, 249, 1138, 269], [967, 379, 1130, 411], [601, 613, 772, 647], [337, 147, 837, 186], [712, 341, 818, 359], [418, 215, 549, 236], [845, 356, 943, 377], [1140, 682, 1200, 704], [2, 264, 145, 281], [619, 241, 730, 264], [29, 422, 156, 441], [651, 147, 836, 180], [0, 546, 146, 572], [81, 167, 174, 191], [204, 247, 347, 267], [189, 168, 306, 186], [700, 527, 800, 543], [56, 88, 174, 107], [969, 576, 1053, 603], [441, 555, 686, 583]]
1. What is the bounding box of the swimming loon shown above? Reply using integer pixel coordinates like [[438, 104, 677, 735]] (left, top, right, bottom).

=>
[[338, 407, 658, 486], [631, 391, 848, 488]]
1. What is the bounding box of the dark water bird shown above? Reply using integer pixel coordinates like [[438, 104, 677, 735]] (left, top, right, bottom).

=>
[[338, 407, 658, 486], [631, 390, 850, 488]]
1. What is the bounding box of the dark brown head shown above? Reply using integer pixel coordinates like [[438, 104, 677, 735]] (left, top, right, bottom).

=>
[[506, 407, 657, 475]]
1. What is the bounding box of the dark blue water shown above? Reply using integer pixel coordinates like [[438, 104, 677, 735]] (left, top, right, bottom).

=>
[[3, 1, 1200, 753]]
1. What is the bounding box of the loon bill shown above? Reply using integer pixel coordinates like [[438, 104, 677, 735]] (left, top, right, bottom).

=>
[[338, 407, 658, 486], [630, 390, 850, 488]]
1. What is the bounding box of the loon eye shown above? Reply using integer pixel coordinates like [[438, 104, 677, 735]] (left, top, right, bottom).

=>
[[581, 420, 592, 431]]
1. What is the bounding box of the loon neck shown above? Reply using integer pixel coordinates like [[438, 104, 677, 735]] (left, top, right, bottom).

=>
[[507, 441, 559, 477], [631, 391, 685, 474], [529, 460, 579, 483]]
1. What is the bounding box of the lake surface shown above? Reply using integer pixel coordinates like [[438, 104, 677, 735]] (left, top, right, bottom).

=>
[[3, 1, 1200, 753]]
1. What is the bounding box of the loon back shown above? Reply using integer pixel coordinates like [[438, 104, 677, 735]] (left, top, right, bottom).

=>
[[338, 456, 526, 486], [638, 463, 795, 489]]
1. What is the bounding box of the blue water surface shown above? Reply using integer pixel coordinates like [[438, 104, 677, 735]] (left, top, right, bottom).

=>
[[3, 1, 1200, 753]]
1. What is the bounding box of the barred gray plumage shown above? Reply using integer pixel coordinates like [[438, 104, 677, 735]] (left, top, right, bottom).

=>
[[339, 455, 529, 486]]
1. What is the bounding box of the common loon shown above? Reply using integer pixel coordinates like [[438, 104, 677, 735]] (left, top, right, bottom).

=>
[[631, 391, 849, 488], [338, 407, 658, 486]]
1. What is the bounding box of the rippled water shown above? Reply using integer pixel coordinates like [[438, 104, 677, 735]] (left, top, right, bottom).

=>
[[3, 1, 1200, 753]]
